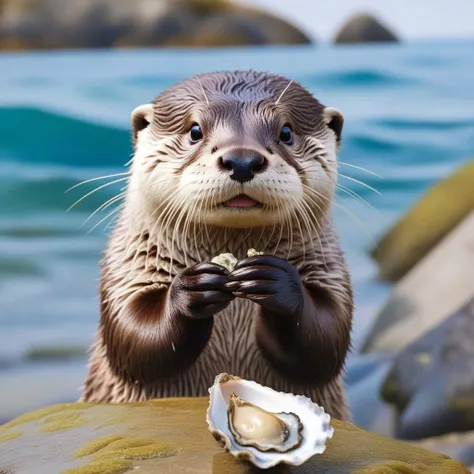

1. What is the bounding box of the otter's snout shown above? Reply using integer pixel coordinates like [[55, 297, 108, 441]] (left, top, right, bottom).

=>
[[218, 149, 268, 183]]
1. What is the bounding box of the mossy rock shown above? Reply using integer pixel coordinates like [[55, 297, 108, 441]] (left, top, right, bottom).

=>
[[0, 398, 469, 473], [0, 0, 312, 50], [370, 159, 474, 282]]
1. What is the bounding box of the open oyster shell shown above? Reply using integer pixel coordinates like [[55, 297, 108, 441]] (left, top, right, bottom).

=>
[[206, 373, 334, 469]]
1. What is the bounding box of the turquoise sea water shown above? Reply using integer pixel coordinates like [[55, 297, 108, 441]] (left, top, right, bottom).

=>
[[1, 41, 474, 420]]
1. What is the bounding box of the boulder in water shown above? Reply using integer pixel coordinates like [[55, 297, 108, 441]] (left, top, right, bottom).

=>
[[333, 13, 399, 44], [0, 0, 313, 50], [381, 297, 474, 440]]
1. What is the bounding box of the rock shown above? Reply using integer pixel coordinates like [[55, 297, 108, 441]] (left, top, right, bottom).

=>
[[345, 356, 395, 437], [25, 345, 87, 362], [412, 431, 474, 470], [381, 298, 474, 440], [0, 0, 312, 51], [370, 159, 474, 282], [333, 13, 399, 44], [361, 209, 474, 354], [0, 398, 469, 473]]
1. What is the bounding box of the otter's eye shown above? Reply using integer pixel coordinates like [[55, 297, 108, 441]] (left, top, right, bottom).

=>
[[279, 124, 293, 145], [190, 123, 203, 143]]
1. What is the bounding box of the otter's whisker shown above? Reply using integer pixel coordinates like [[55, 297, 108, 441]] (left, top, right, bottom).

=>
[[335, 183, 379, 214], [82, 192, 126, 226], [170, 192, 194, 270], [196, 76, 210, 105], [337, 173, 382, 196], [185, 190, 201, 263], [297, 197, 328, 268], [287, 194, 310, 262], [284, 194, 296, 261], [67, 177, 129, 211], [201, 182, 217, 253], [337, 161, 383, 179], [275, 79, 294, 105], [86, 204, 125, 235], [303, 184, 376, 247], [66, 172, 130, 193], [151, 188, 185, 272], [123, 179, 181, 278], [127, 180, 181, 275]]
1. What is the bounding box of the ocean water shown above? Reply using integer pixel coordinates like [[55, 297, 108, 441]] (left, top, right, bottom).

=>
[[1, 41, 474, 421]]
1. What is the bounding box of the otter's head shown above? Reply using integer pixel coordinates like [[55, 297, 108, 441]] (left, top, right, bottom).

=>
[[129, 70, 343, 229]]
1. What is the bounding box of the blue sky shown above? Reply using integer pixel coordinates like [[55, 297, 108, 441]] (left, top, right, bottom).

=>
[[237, 0, 474, 41]]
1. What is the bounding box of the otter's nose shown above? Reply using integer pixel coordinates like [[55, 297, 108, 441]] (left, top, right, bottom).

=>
[[219, 150, 268, 183]]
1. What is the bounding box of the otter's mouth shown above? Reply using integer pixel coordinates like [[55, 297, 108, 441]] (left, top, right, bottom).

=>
[[222, 194, 262, 208]]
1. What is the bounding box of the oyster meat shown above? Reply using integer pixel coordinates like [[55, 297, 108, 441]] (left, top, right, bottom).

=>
[[211, 249, 264, 272], [206, 373, 333, 469]]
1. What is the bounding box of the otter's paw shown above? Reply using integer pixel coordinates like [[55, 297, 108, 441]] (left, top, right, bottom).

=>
[[169, 262, 235, 319], [226, 255, 303, 315]]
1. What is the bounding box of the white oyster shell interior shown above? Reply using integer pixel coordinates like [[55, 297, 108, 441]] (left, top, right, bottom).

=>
[[206, 373, 334, 469]]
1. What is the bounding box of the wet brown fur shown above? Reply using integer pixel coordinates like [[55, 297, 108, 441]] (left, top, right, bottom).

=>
[[81, 70, 353, 420]]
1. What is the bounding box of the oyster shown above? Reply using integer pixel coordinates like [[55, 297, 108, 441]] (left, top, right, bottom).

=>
[[206, 373, 333, 469], [211, 249, 264, 272]]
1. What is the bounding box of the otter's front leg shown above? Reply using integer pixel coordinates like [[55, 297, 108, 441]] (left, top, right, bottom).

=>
[[104, 262, 235, 385], [226, 255, 351, 385]]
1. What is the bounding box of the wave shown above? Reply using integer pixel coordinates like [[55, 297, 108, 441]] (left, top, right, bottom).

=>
[[0, 106, 131, 167], [375, 117, 474, 131], [314, 69, 418, 88]]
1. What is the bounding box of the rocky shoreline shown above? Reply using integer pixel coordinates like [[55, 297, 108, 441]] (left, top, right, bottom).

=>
[[361, 158, 474, 470], [0, 0, 400, 50]]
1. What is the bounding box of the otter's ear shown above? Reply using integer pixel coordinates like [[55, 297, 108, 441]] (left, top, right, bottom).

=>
[[323, 107, 344, 145], [131, 103, 153, 144]]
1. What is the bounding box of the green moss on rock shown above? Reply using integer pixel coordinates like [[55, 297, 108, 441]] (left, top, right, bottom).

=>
[[0, 431, 22, 444], [82, 436, 179, 461], [74, 436, 126, 458], [0, 398, 469, 473], [41, 417, 87, 433], [62, 459, 131, 474], [371, 159, 474, 282], [0, 403, 89, 432]]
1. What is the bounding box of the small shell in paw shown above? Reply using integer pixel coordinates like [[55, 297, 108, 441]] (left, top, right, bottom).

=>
[[206, 373, 334, 469], [247, 248, 264, 257], [211, 253, 238, 272]]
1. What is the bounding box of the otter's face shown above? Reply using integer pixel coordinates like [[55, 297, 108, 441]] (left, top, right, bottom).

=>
[[129, 71, 343, 230]]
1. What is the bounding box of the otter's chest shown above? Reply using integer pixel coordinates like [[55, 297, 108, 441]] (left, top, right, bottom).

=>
[[205, 297, 259, 372]]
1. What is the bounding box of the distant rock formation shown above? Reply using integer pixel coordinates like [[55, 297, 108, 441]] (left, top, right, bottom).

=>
[[0, 0, 313, 51], [333, 13, 399, 44]]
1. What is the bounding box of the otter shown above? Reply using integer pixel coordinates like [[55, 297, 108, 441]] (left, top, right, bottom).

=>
[[81, 70, 353, 420]]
